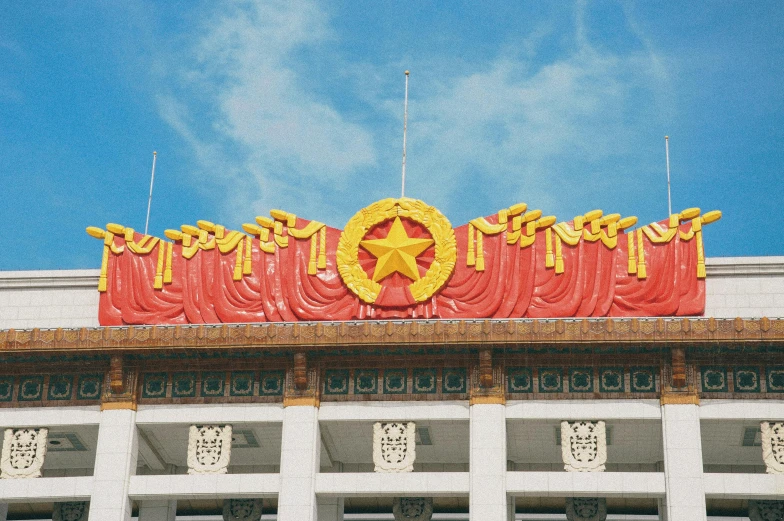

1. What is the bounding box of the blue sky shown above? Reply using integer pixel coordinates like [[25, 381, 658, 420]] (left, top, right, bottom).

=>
[[1, 1, 782, 270]]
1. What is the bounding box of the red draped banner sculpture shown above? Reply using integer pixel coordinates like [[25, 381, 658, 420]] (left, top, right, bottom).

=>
[[87, 198, 720, 325]]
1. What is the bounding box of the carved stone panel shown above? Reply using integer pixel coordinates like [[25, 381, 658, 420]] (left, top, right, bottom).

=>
[[187, 425, 232, 475], [53, 502, 88, 521], [393, 497, 433, 521], [373, 422, 416, 472], [761, 422, 784, 474], [1, 428, 48, 479], [223, 498, 262, 521], [749, 500, 784, 521], [561, 421, 606, 472], [566, 498, 607, 521]]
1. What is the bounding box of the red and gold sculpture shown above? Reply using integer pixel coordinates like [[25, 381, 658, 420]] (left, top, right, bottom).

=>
[[87, 198, 720, 325]]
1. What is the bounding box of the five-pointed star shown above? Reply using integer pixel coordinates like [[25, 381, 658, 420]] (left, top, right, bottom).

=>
[[360, 217, 434, 282]]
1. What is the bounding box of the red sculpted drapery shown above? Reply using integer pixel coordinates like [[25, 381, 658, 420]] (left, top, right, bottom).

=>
[[90, 201, 718, 325]]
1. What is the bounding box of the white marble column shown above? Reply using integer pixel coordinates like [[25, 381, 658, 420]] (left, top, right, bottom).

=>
[[470, 403, 507, 521], [317, 496, 344, 521], [138, 499, 177, 521], [277, 405, 320, 521], [88, 408, 138, 521], [660, 403, 706, 521]]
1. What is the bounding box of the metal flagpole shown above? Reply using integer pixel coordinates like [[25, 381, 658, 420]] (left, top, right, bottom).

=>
[[665, 136, 672, 216], [144, 151, 158, 236], [401, 70, 409, 198]]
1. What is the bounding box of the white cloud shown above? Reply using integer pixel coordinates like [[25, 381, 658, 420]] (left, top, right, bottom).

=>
[[157, 0, 673, 228], [399, 4, 674, 222], [157, 0, 376, 225]]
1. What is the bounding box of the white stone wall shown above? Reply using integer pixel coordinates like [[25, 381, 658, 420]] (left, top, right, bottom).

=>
[[0, 270, 99, 329], [705, 257, 784, 318], [0, 401, 782, 519]]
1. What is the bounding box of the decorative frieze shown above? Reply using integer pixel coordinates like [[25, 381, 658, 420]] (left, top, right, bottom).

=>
[[373, 422, 416, 472], [1, 428, 48, 479], [5, 318, 779, 353], [53, 501, 88, 521], [187, 425, 232, 475], [561, 421, 606, 472], [566, 498, 607, 521], [749, 500, 784, 521], [761, 422, 784, 474], [223, 498, 262, 521], [393, 497, 433, 521]]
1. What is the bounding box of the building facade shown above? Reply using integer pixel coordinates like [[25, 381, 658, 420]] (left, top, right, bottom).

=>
[[0, 198, 782, 521]]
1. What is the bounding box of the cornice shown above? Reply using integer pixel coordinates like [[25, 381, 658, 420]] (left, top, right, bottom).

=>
[[0, 317, 782, 354], [705, 256, 784, 277], [0, 269, 100, 289]]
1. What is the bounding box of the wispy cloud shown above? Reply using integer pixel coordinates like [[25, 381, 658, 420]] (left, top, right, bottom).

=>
[[0, 37, 25, 103], [157, 0, 673, 228], [399, 7, 673, 222], [156, 0, 375, 225], [0, 38, 24, 57]]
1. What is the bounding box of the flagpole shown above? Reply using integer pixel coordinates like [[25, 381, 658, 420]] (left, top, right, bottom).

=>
[[144, 151, 157, 235], [401, 70, 409, 198], [665, 136, 672, 216]]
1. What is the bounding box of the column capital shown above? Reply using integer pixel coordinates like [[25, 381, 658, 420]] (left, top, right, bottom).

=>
[[283, 395, 320, 407], [469, 352, 505, 405], [101, 400, 137, 411], [101, 359, 138, 410], [660, 392, 699, 405], [283, 352, 320, 407], [470, 395, 505, 405]]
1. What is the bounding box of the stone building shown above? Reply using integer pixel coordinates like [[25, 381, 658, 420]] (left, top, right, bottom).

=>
[[0, 198, 782, 521]]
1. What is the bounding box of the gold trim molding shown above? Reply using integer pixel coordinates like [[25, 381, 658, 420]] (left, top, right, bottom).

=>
[[1, 317, 782, 354], [100, 400, 137, 411], [470, 395, 506, 405], [283, 396, 320, 407], [660, 393, 700, 405]]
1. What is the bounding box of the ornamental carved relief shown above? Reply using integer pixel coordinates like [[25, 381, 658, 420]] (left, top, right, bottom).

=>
[[749, 500, 784, 521], [566, 498, 607, 521], [53, 502, 88, 521], [222, 498, 262, 521], [761, 422, 784, 474], [1, 428, 48, 479], [337, 198, 456, 305], [393, 497, 433, 521], [187, 425, 232, 475], [561, 421, 606, 472], [373, 422, 416, 472]]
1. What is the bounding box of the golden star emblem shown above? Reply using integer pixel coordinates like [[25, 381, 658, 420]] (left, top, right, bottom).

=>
[[360, 217, 435, 282]]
